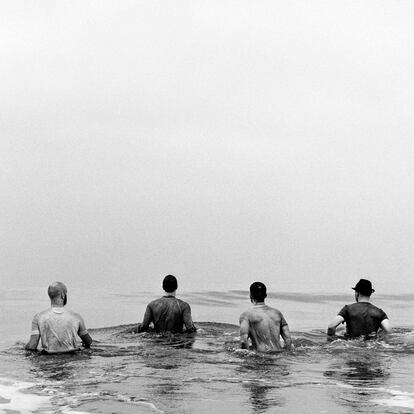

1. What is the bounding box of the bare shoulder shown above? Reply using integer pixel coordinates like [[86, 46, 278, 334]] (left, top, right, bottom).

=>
[[266, 306, 284, 318], [270, 306, 283, 315], [239, 309, 253, 321]]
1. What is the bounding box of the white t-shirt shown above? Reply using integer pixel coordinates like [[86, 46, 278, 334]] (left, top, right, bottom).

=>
[[31, 307, 88, 353]]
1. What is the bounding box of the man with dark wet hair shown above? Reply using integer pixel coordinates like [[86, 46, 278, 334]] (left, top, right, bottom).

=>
[[26, 282, 92, 353], [239, 282, 292, 351], [327, 278, 391, 339], [135, 275, 196, 334]]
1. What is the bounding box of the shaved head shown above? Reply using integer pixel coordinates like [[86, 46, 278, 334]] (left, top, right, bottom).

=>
[[48, 282, 67, 300]]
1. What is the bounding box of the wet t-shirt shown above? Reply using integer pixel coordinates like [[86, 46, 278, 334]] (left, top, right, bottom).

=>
[[239, 305, 288, 352], [140, 296, 195, 333], [338, 302, 388, 338], [31, 308, 88, 353]]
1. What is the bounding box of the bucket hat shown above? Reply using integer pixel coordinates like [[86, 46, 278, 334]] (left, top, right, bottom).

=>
[[352, 279, 375, 295]]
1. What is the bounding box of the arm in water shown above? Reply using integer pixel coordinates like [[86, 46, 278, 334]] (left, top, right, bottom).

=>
[[281, 324, 292, 350], [25, 334, 40, 351], [327, 315, 345, 338], [137, 305, 152, 333], [239, 317, 250, 349], [78, 315, 92, 348], [380, 318, 391, 334], [183, 303, 197, 333], [25, 314, 40, 351], [80, 333, 92, 348]]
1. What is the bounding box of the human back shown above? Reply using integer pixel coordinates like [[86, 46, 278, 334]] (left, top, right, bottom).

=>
[[339, 302, 387, 338], [239, 282, 291, 352], [147, 296, 191, 333], [26, 282, 92, 353], [240, 304, 288, 352], [137, 275, 196, 334], [327, 278, 391, 339], [34, 308, 88, 353]]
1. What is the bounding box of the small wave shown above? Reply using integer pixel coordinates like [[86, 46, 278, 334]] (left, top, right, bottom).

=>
[[71, 392, 164, 413], [372, 389, 414, 410], [0, 377, 52, 413], [324, 329, 414, 355], [6, 324, 412, 363]]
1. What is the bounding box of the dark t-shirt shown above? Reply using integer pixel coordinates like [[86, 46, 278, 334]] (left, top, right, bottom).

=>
[[140, 296, 196, 333], [338, 302, 388, 338]]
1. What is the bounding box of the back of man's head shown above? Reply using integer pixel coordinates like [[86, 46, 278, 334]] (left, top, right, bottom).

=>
[[163, 275, 178, 293], [250, 282, 267, 302], [48, 282, 67, 301]]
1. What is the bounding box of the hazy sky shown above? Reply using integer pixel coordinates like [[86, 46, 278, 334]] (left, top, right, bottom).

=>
[[1, 1, 414, 293]]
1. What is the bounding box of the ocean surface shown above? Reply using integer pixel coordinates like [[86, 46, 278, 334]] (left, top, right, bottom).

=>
[[0, 288, 413, 413]]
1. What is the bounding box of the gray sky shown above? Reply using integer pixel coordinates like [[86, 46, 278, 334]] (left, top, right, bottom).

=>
[[1, 1, 414, 293]]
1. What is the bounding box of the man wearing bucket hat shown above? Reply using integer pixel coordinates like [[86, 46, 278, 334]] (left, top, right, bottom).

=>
[[327, 279, 391, 339]]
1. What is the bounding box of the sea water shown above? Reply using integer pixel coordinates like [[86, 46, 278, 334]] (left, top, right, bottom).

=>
[[0, 288, 413, 413]]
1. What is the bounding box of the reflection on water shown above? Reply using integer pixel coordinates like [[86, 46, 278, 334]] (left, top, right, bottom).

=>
[[324, 354, 390, 386], [0, 324, 413, 413], [324, 342, 392, 413], [141, 332, 197, 350], [236, 352, 291, 412], [243, 382, 283, 413], [341, 358, 389, 383], [27, 351, 93, 382], [143, 349, 188, 371]]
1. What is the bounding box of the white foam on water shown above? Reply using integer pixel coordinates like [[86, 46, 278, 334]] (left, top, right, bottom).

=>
[[0, 378, 93, 414], [372, 389, 414, 410], [133, 401, 164, 413], [0, 377, 52, 413], [331, 381, 414, 409]]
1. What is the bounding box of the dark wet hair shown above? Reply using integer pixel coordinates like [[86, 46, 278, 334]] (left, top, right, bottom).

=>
[[250, 282, 267, 302], [163, 275, 178, 293]]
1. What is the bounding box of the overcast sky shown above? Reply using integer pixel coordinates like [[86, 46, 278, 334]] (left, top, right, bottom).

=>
[[1, 1, 414, 293]]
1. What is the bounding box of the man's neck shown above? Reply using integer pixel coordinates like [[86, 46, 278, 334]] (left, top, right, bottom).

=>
[[164, 291, 176, 297], [51, 301, 65, 308], [252, 301, 265, 306]]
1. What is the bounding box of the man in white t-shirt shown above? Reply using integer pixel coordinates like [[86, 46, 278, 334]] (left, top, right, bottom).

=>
[[25, 282, 92, 353]]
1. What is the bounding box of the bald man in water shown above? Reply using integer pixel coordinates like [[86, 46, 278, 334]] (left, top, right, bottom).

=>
[[239, 282, 292, 352], [26, 282, 92, 353]]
